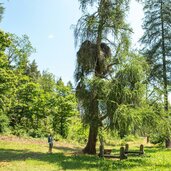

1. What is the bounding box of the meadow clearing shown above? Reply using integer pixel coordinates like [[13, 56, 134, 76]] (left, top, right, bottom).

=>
[[0, 135, 171, 171]]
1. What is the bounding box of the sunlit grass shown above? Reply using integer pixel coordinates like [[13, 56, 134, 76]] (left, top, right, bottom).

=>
[[0, 136, 171, 171]]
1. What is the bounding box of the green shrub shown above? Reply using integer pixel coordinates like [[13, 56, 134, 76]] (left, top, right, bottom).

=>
[[12, 124, 27, 136], [28, 129, 45, 138], [67, 117, 88, 144], [53, 134, 63, 141], [150, 133, 165, 145], [0, 111, 9, 133]]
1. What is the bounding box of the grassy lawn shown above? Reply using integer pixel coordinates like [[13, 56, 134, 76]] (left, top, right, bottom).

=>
[[0, 136, 171, 171]]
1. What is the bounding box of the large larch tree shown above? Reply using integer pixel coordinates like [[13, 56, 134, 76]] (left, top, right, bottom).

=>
[[74, 0, 132, 154]]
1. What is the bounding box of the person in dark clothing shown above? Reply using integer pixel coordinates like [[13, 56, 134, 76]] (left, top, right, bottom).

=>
[[48, 134, 53, 153]]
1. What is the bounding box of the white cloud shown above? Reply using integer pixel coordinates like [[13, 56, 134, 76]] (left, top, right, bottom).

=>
[[48, 34, 55, 39]]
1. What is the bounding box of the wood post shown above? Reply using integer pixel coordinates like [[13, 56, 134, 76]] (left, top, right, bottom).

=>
[[99, 144, 104, 157], [165, 139, 171, 148], [120, 147, 127, 160], [139, 144, 144, 155], [125, 144, 129, 153], [147, 136, 150, 143], [125, 144, 144, 155], [99, 136, 104, 157]]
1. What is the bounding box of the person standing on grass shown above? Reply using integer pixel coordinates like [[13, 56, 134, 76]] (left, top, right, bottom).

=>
[[48, 134, 53, 153]]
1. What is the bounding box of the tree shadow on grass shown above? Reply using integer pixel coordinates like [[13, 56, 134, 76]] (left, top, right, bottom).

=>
[[53, 146, 82, 152], [0, 148, 169, 170], [144, 146, 171, 154], [0, 148, 101, 170]]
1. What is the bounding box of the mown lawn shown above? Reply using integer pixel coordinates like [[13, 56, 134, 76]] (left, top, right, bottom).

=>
[[0, 136, 171, 171]]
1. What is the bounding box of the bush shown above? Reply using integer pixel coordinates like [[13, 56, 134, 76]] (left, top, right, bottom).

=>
[[53, 134, 63, 141], [12, 124, 27, 136], [67, 117, 88, 144], [0, 111, 10, 133], [150, 134, 165, 145], [28, 129, 44, 138]]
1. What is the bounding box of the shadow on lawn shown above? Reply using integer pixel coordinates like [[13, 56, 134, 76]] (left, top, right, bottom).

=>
[[144, 146, 171, 154], [53, 146, 82, 152], [0, 148, 169, 170]]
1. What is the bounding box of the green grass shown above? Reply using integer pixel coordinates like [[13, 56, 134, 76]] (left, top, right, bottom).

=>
[[0, 136, 171, 171]]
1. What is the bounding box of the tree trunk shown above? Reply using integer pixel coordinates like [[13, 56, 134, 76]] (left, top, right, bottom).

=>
[[165, 139, 171, 148], [147, 136, 150, 144], [83, 4, 103, 154], [83, 123, 98, 154], [83, 89, 99, 155], [83, 0, 105, 155], [161, 0, 169, 112], [160, 0, 170, 148]]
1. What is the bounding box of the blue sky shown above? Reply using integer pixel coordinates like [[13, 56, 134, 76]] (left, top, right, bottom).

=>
[[1, 0, 144, 83], [1, 0, 82, 83]]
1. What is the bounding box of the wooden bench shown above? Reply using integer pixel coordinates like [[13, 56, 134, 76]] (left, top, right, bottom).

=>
[[99, 144, 145, 160], [99, 146, 127, 160], [125, 144, 144, 155], [104, 149, 112, 155]]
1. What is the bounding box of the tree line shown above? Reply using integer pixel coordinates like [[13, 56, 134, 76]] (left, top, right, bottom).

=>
[[0, 9, 78, 139]]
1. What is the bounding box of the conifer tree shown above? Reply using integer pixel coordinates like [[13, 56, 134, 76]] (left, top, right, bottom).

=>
[[141, 0, 171, 147], [0, 3, 4, 22]]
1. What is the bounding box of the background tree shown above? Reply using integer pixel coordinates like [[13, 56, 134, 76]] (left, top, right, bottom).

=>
[[141, 0, 171, 147], [0, 3, 4, 22], [26, 60, 41, 82], [107, 55, 147, 138], [6, 34, 36, 72], [0, 31, 15, 133], [52, 79, 78, 138]]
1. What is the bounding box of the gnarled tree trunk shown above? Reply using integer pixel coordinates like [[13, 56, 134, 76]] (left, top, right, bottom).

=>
[[83, 122, 98, 154], [83, 94, 99, 154]]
